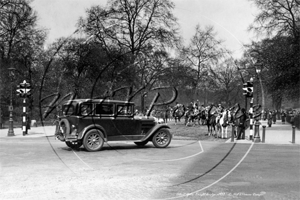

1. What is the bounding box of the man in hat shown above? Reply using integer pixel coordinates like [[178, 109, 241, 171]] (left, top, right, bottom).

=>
[[237, 108, 247, 140]]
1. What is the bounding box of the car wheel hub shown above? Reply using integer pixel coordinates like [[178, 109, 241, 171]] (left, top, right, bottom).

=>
[[156, 133, 168, 144], [88, 134, 101, 148]]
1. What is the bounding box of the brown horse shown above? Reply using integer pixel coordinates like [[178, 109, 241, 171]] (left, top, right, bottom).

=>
[[173, 104, 185, 125], [206, 105, 218, 136], [185, 108, 201, 126]]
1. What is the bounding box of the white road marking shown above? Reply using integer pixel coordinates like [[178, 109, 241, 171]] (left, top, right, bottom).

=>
[[72, 151, 94, 170], [159, 141, 255, 200], [134, 141, 204, 162]]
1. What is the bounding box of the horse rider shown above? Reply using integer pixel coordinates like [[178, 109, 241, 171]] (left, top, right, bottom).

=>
[[213, 103, 223, 120], [199, 104, 204, 111], [174, 102, 181, 110], [187, 102, 194, 111], [217, 103, 224, 114]]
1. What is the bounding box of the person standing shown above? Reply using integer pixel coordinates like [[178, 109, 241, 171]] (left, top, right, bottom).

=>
[[237, 108, 247, 140], [290, 110, 296, 126], [281, 111, 286, 124], [268, 110, 273, 127], [272, 110, 277, 124]]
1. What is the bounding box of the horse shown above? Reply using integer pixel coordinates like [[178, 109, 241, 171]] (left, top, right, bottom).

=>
[[206, 105, 218, 136], [199, 109, 207, 125], [185, 107, 202, 126], [173, 104, 185, 125], [184, 109, 195, 126], [217, 109, 233, 139]]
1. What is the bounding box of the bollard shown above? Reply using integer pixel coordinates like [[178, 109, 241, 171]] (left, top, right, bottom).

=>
[[231, 125, 235, 142], [292, 126, 296, 144], [262, 125, 266, 143], [254, 121, 261, 142]]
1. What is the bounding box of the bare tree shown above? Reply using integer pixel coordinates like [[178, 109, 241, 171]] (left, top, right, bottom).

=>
[[248, 0, 300, 43], [77, 0, 180, 103], [78, 0, 179, 57], [247, 0, 300, 108], [0, 0, 46, 122], [209, 59, 241, 106], [184, 25, 224, 99]]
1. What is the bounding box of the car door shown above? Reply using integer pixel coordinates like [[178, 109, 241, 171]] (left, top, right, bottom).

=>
[[111, 104, 143, 141]]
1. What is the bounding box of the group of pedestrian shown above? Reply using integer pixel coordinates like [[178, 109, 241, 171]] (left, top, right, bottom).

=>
[[262, 109, 299, 126]]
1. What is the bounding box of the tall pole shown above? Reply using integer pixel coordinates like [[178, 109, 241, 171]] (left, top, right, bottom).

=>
[[7, 67, 15, 136], [249, 78, 254, 141], [257, 73, 265, 113], [22, 98, 27, 136], [256, 77, 259, 104], [249, 97, 254, 140]]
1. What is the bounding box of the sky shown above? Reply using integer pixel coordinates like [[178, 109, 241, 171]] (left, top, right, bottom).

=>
[[30, 0, 259, 59]]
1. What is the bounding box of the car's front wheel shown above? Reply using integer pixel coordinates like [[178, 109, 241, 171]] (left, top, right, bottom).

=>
[[152, 128, 172, 148], [66, 141, 82, 149], [83, 129, 104, 152]]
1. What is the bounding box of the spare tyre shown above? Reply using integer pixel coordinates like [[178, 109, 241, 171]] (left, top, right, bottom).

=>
[[59, 118, 71, 136]]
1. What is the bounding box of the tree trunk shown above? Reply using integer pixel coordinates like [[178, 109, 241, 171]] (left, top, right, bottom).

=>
[[272, 92, 282, 110]]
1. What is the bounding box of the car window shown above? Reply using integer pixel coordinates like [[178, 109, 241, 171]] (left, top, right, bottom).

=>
[[95, 104, 113, 115], [117, 105, 133, 116], [62, 104, 75, 115], [81, 103, 93, 116]]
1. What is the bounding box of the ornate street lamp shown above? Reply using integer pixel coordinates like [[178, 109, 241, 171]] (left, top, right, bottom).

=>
[[7, 66, 16, 136], [255, 67, 261, 104], [255, 62, 265, 113], [250, 49, 265, 114]]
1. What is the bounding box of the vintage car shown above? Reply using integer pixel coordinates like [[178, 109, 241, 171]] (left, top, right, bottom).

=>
[[55, 99, 172, 152]]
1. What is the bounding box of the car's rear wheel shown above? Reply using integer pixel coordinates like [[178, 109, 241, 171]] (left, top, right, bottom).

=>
[[83, 129, 104, 152], [65, 141, 82, 149], [152, 128, 172, 148], [134, 141, 148, 147]]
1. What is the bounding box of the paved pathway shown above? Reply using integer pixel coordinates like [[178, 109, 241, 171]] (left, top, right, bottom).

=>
[[226, 120, 300, 145], [0, 125, 56, 138]]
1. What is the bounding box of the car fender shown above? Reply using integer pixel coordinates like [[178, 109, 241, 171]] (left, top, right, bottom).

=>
[[143, 124, 171, 141], [78, 124, 107, 141]]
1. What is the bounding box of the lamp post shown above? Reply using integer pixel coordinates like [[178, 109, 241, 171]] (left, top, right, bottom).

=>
[[250, 49, 265, 115], [7, 67, 16, 136], [255, 63, 265, 113], [255, 67, 261, 104]]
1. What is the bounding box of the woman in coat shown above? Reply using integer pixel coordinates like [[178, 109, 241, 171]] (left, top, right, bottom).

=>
[[281, 111, 286, 124], [272, 110, 277, 124]]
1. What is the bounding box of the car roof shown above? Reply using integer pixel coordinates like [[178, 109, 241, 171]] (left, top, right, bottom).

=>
[[63, 99, 134, 105]]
